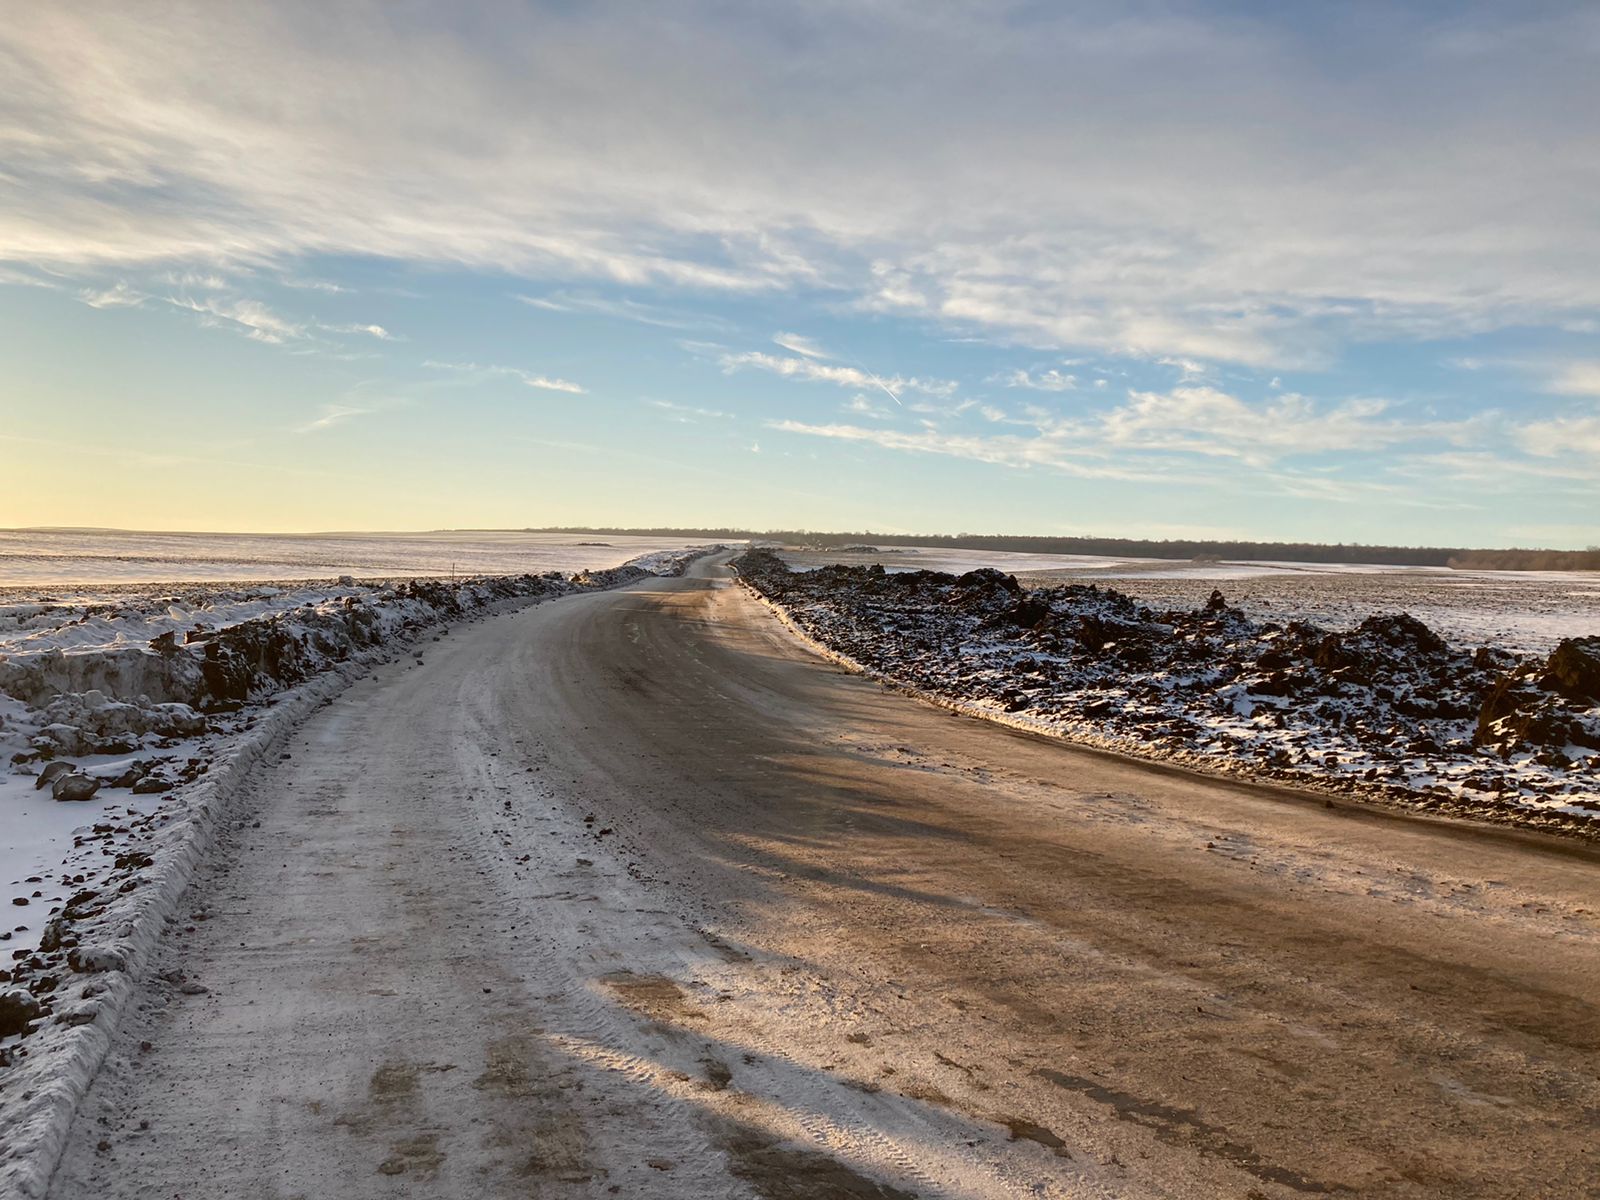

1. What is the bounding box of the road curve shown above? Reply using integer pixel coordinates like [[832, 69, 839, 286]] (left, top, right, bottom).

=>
[[46, 555, 1600, 1198]]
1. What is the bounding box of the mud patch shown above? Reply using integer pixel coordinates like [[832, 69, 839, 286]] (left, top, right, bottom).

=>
[[1003, 1116, 1072, 1158], [370, 1061, 421, 1102], [474, 1035, 537, 1098], [476, 1034, 596, 1184], [601, 970, 706, 1023], [1035, 1068, 1346, 1193], [377, 1133, 446, 1178], [702, 1056, 734, 1091], [719, 1125, 920, 1200]]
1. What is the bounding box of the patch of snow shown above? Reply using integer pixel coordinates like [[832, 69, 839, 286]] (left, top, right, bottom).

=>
[[0, 545, 720, 1197]]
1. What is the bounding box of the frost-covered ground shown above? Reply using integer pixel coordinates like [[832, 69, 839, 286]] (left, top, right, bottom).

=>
[[0, 547, 714, 954], [0, 544, 720, 1195], [0, 528, 707, 587], [0, 547, 718, 1072], [777, 544, 1600, 655], [740, 549, 1600, 836]]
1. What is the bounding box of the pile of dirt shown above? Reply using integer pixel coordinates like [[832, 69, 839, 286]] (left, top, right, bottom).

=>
[[735, 550, 1600, 830]]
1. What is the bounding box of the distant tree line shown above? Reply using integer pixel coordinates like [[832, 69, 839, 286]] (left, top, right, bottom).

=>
[[531, 526, 1592, 570], [1447, 547, 1600, 571]]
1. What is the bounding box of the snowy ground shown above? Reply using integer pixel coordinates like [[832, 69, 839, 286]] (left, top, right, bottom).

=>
[[777, 545, 1600, 655], [0, 548, 716, 961], [741, 550, 1600, 835], [1, 545, 721, 1195], [0, 529, 708, 588]]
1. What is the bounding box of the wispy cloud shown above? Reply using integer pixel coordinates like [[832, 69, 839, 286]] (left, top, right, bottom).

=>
[[165, 294, 305, 343], [320, 322, 397, 341], [524, 375, 585, 394], [995, 367, 1076, 392], [720, 350, 955, 401], [281, 276, 350, 294], [516, 292, 725, 331], [768, 419, 1180, 484], [6, 6, 1597, 367], [1517, 414, 1600, 461], [79, 282, 145, 309], [772, 332, 830, 359], [159, 271, 232, 290], [1157, 356, 1210, 381], [1546, 361, 1600, 398], [293, 403, 375, 434], [422, 359, 586, 394], [772, 383, 1498, 494], [650, 399, 733, 421]]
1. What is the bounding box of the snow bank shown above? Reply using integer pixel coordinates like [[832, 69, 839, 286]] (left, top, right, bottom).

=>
[[735, 550, 1600, 836], [0, 546, 716, 1198]]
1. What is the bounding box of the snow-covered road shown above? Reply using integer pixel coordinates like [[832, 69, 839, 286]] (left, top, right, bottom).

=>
[[41, 556, 1600, 1198]]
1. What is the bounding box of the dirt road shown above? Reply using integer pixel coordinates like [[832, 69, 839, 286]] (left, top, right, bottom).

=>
[[45, 556, 1600, 1197]]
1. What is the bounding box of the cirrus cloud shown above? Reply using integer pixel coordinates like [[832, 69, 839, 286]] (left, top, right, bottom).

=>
[[2, 3, 1597, 369]]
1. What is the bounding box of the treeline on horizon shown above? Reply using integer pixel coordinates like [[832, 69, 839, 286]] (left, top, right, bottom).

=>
[[533, 528, 1600, 572]]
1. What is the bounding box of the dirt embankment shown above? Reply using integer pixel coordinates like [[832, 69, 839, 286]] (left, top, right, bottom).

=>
[[734, 549, 1600, 834]]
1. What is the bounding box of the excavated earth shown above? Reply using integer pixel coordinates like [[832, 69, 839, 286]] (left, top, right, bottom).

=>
[[734, 550, 1600, 835]]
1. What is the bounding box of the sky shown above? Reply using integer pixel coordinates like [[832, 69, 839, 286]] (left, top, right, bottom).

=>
[[2, 2, 1598, 547]]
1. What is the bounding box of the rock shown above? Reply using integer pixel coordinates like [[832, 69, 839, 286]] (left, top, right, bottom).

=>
[[108, 761, 150, 788], [53, 772, 102, 802], [1544, 637, 1600, 702], [0, 987, 42, 1037], [1205, 588, 1228, 613], [34, 760, 76, 791], [131, 775, 174, 794]]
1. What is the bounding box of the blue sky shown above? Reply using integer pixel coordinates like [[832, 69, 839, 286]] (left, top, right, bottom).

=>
[[2, 2, 1598, 546]]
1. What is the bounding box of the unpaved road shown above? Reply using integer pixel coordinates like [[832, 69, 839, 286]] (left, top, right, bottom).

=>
[[47, 556, 1600, 1198]]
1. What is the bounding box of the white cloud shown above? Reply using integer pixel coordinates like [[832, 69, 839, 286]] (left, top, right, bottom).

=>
[[1546, 361, 1600, 397], [523, 376, 585, 394], [421, 359, 585, 394], [720, 350, 955, 401], [281, 276, 350, 293], [516, 292, 723, 330], [0, 265, 61, 289], [165, 294, 305, 342], [997, 368, 1076, 392], [1518, 415, 1600, 460], [3, 5, 1597, 366], [1092, 387, 1428, 465], [158, 270, 231, 290], [768, 419, 1180, 483], [771, 382, 1490, 493], [773, 332, 830, 359], [321, 322, 396, 341], [294, 403, 373, 434], [650, 399, 732, 420], [79, 281, 144, 309], [1157, 357, 1209, 380]]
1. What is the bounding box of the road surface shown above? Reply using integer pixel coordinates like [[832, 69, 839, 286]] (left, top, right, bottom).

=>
[[46, 555, 1600, 1198]]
